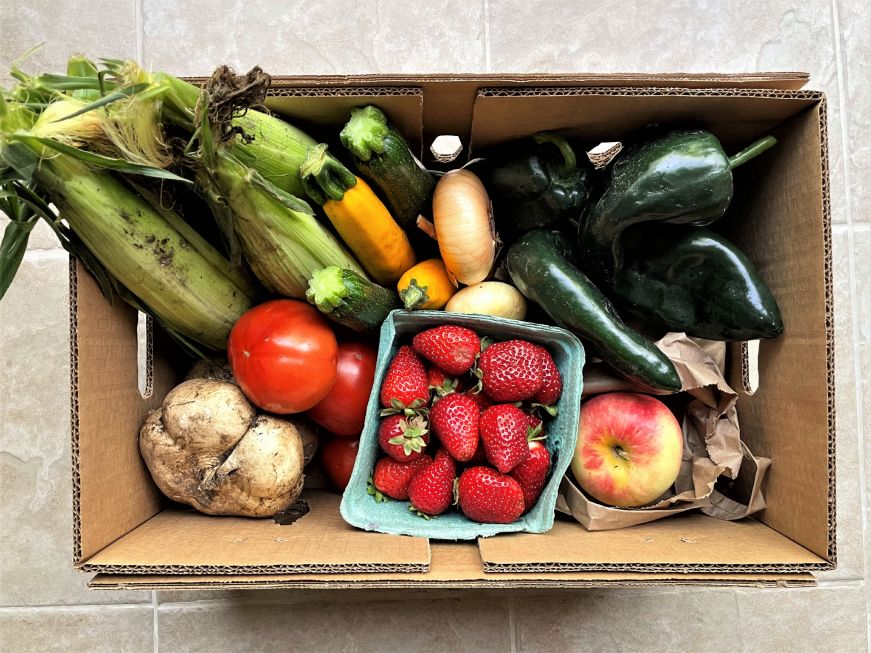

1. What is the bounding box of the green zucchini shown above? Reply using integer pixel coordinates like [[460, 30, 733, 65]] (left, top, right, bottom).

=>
[[340, 106, 435, 232], [306, 265, 400, 333], [506, 230, 682, 392]]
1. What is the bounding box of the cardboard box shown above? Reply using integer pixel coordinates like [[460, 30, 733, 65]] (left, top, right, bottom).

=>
[[70, 73, 833, 589]]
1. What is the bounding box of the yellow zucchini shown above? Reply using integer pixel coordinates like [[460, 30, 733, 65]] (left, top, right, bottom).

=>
[[397, 258, 457, 310], [301, 143, 416, 285]]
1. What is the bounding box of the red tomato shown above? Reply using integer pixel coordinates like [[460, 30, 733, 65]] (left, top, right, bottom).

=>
[[228, 299, 338, 414], [321, 437, 359, 491], [307, 341, 377, 437]]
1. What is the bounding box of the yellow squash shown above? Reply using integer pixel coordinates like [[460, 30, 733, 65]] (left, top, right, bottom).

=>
[[397, 259, 457, 310], [301, 144, 416, 285]]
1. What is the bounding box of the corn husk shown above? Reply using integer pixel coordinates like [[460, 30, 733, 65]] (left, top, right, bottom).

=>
[[200, 152, 367, 298], [6, 135, 254, 350]]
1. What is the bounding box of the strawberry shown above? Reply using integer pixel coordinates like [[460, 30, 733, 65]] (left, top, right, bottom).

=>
[[380, 346, 429, 414], [378, 414, 429, 462], [465, 389, 493, 412], [533, 346, 562, 408], [407, 449, 457, 517], [427, 367, 461, 397], [430, 392, 479, 462], [413, 325, 481, 376], [476, 339, 543, 402], [467, 440, 488, 465], [457, 467, 525, 524], [510, 440, 551, 511], [479, 404, 530, 473], [371, 455, 432, 500]]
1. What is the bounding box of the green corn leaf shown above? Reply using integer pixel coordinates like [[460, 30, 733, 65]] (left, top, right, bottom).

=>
[[0, 141, 39, 182], [50, 83, 151, 122], [66, 55, 101, 102], [0, 215, 37, 300], [112, 282, 210, 360], [31, 74, 115, 92], [11, 135, 192, 183], [0, 181, 116, 302]]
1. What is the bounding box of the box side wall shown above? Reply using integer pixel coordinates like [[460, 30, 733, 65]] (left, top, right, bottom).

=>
[[469, 88, 820, 153], [80, 492, 825, 576], [263, 74, 810, 150], [71, 260, 170, 562], [720, 102, 833, 561], [264, 88, 424, 154]]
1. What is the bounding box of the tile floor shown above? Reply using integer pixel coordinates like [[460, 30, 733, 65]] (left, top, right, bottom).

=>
[[0, 1, 868, 651]]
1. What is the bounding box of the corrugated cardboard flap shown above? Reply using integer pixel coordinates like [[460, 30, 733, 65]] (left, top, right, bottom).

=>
[[478, 514, 828, 573], [87, 540, 816, 590], [261, 72, 809, 91], [78, 491, 430, 574]]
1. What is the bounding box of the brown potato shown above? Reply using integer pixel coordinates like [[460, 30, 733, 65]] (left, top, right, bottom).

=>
[[139, 380, 306, 517]]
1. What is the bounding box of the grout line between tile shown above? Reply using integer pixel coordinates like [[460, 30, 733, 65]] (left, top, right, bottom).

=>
[[152, 590, 159, 653], [830, 3, 868, 588], [508, 595, 517, 652], [22, 249, 69, 263], [135, 0, 143, 64], [830, 0, 853, 227], [0, 603, 151, 613], [815, 577, 865, 587], [483, 0, 491, 73]]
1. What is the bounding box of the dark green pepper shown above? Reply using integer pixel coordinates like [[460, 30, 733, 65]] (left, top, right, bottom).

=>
[[485, 133, 592, 240], [578, 129, 776, 282], [507, 230, 682, 393], [611, 224, 783, 341]]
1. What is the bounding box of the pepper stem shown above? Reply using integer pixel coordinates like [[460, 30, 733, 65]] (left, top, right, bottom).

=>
[[533, 132, 577, 175], [728, 136, 777, 170]]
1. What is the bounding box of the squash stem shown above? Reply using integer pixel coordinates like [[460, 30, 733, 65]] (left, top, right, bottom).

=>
[[399, 279, 430, 310], [728, 136, 777, 169], [339, 105, 390, 162], [306, 265, 349, 312], [300, 143, 358, 205], [533, 132, 576, 175]]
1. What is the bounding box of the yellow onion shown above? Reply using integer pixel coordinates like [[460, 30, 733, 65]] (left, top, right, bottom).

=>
[[432, 169, 496, 285], [445, 281, 527, 320]]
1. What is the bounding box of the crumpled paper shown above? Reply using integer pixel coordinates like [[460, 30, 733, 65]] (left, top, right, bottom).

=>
[[558, 332, 771, 531]]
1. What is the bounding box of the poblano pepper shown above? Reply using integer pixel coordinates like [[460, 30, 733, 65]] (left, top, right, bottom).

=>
[[578, 129, 776, 282], [485, 133, 593, 239], [610, 224, 784, 341], [507, 230, 682, 393]]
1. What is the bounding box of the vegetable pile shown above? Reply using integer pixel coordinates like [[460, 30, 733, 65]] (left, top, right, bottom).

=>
[[0, 55, 784, 521], [369, 326, 560, 523]]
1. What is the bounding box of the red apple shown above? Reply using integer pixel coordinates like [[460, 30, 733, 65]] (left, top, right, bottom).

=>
[[571, 392, 682, 508]]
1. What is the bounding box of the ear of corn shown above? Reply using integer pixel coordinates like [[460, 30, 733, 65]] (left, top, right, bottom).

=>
[[111, 63, 317, 198], [32, 152, 253, 350], [200, 151, 367, 298], [0, 95, 254, 352]]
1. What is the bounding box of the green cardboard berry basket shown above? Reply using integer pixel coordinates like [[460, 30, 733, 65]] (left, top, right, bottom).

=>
[[340, 309, 585, 540]]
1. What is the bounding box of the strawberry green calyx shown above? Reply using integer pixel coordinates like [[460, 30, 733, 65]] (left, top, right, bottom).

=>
[[532, 402, 559, 417], [367, 477, 389, 503], [379, 397, 428, 418], [527, 422, 545, 441], [387, 416, 429, 456], [408, 505, 434, 520]]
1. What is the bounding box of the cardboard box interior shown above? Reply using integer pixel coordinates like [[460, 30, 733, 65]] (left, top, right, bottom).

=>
[[70, 75, 833, 588]]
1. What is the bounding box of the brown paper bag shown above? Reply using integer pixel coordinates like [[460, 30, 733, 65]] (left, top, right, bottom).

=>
[[558, 333, 770, 531]]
